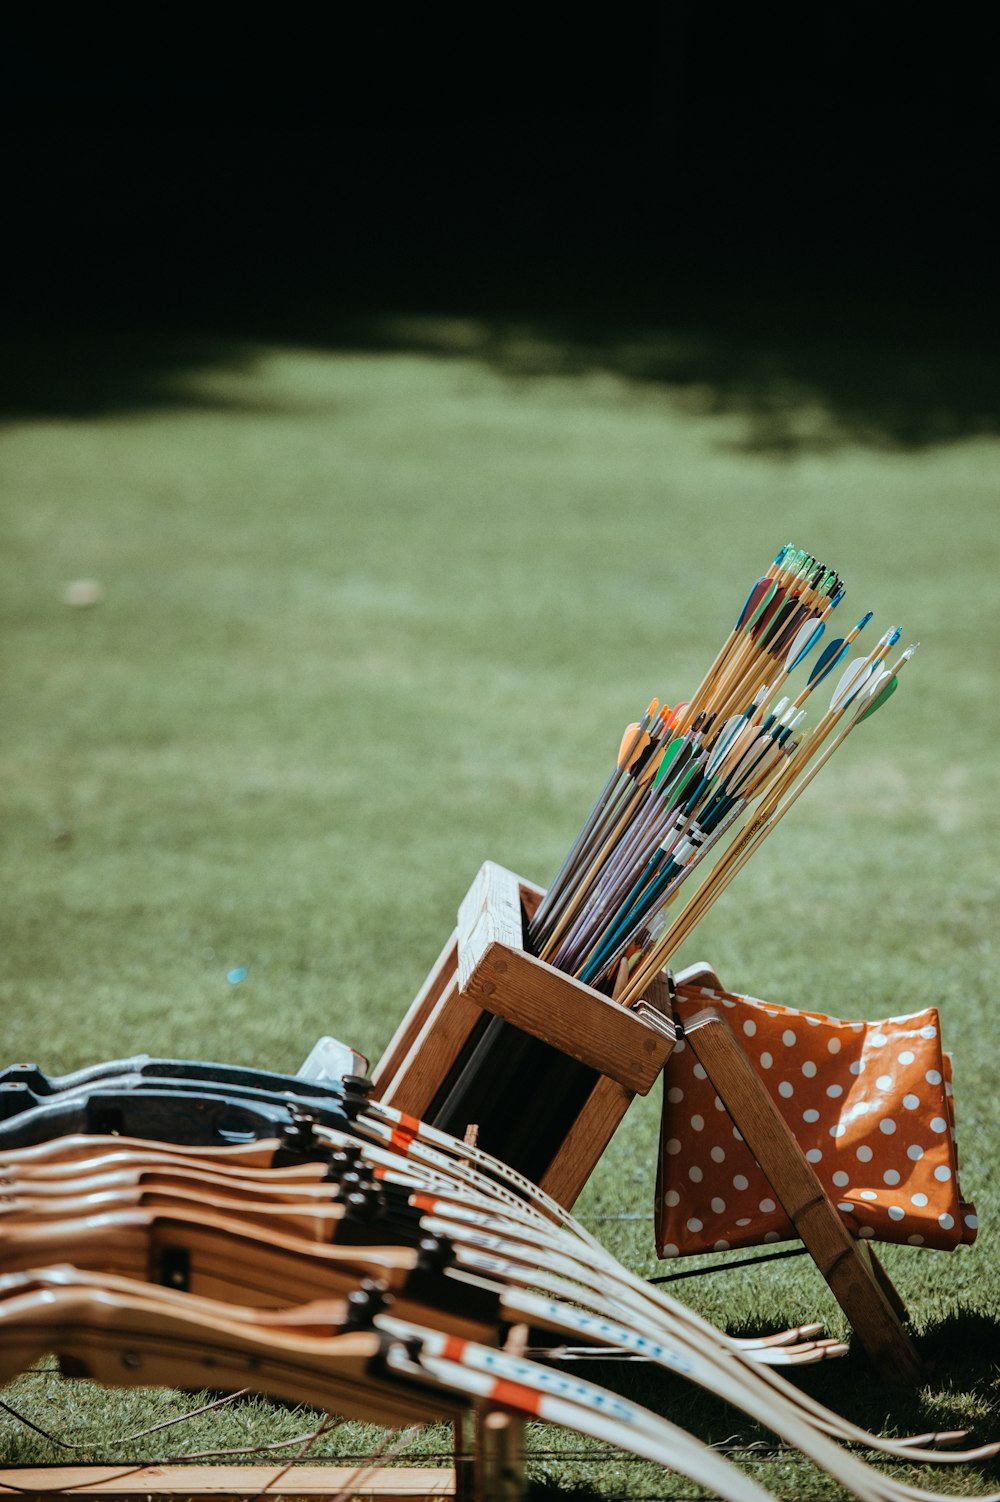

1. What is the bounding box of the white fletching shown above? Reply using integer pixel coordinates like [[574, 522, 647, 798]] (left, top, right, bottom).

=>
[[784, 618, 824, 671], [829, 658, 874, 712]]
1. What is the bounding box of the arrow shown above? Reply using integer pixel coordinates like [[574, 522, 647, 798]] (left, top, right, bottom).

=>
[[619, 641, 917, 1000]]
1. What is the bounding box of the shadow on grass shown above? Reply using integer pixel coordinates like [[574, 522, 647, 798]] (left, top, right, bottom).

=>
[[6, 125, 997, 448], [569, 1306, 1000, 1464], [0, 329, 267, 422], [3, 294, 999, 455], [349, 303, 1000, 455]]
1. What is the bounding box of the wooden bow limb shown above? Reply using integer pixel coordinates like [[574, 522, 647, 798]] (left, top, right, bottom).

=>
[[0, 1284, 461, 1431], [3, 1081, 989, 1487], [0, 1263, 356, 1336], [4, 1194, 840, 1379], [0, 1270, 770, 1502], [0, 1133, 302, 1173], [0, 1179, 412, 1243], [0, 1162, 341, 1205], [0, 1271, 781, 1502], [444, 1219, 990, 1464], [351, 1109, 1000, 1469], [0, 1206, 498, 1341], [0, 1138, 333, 1185], [445, 1239, 848, 1369], [11, 1243, 990, 1489], [4, 1127, 995, 1484], [0, 1131, 864, 1385], [2, 1168, 841, 1369], [2, 1146, 854, 1376], [426, 1237, 1000, 1497], [0, 1182, 338, 1231]]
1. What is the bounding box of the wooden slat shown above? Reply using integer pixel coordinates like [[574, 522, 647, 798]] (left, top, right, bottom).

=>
[[0, 1466, 456, 1498], [375, 865, 550, 1117], [375, 976, 484, 1119], [682, 1008, 925, 1384], [540, 1073, 636, 1209], [460, 945, 671, 1095], [455, 863, 671, 1094], [372, 929, 459, 1093], [457, 864, 523, 992]]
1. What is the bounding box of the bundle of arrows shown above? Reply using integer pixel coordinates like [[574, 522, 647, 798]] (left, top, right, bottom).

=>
[[528, 542, 914, 1000], [0, 1053, 998, 1502]]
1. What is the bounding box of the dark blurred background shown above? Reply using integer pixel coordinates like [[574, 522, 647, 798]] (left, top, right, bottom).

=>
[[3, 13, 996, 445]]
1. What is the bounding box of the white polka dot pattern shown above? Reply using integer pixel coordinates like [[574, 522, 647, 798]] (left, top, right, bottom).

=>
[[656, 985, 976, 1260]]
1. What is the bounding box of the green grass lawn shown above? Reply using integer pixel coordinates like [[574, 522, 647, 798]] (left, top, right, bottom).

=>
[[2, 325, 998, 1495]]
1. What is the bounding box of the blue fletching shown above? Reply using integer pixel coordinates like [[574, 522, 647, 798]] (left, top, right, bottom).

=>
[[807, 636, 849, 687]]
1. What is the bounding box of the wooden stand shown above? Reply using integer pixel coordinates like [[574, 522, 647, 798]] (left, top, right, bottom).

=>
[[372, 862, 675, 1207], [673, 965, 924, 1384], [374, 874, 924, 1383]]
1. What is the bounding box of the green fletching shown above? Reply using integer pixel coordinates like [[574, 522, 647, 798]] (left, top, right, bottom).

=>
[[652, 737, 685, 789], [857, 675, 899, 722]]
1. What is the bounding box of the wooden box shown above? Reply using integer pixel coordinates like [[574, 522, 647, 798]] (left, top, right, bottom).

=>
[[372, 861, 674, 1208]]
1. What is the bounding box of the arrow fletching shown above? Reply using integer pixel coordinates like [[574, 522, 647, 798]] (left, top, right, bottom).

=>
[[616, 724, 647, 770], [784, 618, 825, 673], [829, 658, 874, 712], [652, 736, 686, 789], [735, 577, 771, 631], [705, 715, 750, 777], [852, 668, 893, 720], [855, 642, 917, 724], [808, 636, 850, 687], [744, 580, 778, 633]]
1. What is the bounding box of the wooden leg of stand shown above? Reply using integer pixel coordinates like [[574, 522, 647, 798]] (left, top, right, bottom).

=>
[[376, 975, 484, 1119], [473, 1323, 527, 1502], [682, 1009, 925, 1383], [455, 1412, 476, 1502], [476, 1411, 525, 1502], [855, 1237, 910, 1324], [540, 1074, 635, 1210], [372, 929, 459, 1095]]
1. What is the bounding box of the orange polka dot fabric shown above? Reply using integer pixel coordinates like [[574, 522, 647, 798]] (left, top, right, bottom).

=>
[[655, 982, 977, 1259]]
